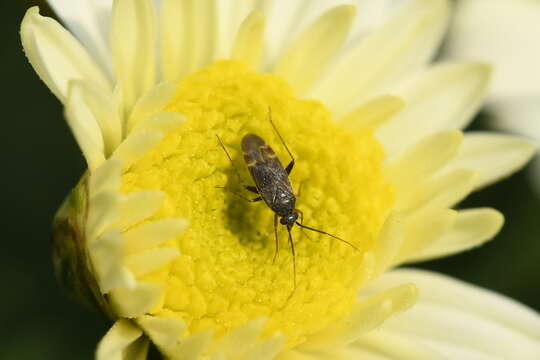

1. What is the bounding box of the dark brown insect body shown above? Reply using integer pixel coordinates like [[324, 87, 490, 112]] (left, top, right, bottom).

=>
[[242, 134, 298, 225], [217, 110, 357, 290]]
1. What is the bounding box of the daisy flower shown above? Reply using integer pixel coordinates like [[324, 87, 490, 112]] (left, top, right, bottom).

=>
[[444, 0, 540, 195], [21, 0, 540, 359]]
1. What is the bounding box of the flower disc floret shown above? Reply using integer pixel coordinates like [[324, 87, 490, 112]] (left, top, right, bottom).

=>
[[120, 60, 394, 346]]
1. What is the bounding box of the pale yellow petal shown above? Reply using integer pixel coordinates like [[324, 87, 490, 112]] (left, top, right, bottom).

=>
[[232, 10, 266, 70], [127, 82, 178, 133], [372, 213, 405, 276], [274, 5, 356, 95], [110, 282, 162, 318], [366, 269, 540, 359], [88, 229, 136, 293], [378, 63, 491, 157], [385, 131, 462, 189], [406, 208, 504, 263], [209, 318, 266, 356], [111, 0, 156, 115], [340, 95, 405, 131], [397, 208, 457, 264], [349, 330, 445, 360], [138, 315, 212, 360], [137, 315, 186, 352], [64, 81, 106, 172], [69, 80, 122, 155], [20, 7, 111, 103], [125, 247, 180, 277], [160, 0, 218, 82], [309, 0, 449, 116], [89, 157, 123, 197], [112, 130, 164, 171], [394, 169, 478, 214], [236, 336, 284, 360], [117, 190, 165, 230], [172, 330, 212, 360], [124, 218, 189, 253], [444, 132, 537, 189], [300, 283, 418, 350], [96, 320, 143, 360], [132, 111, 186, 134], [86, 190, 121, 242]]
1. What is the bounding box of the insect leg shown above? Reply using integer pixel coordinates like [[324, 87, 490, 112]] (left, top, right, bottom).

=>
[[272, 213, 279, 263], [267, 107, 295, 174], [287, 227, 296, 292], [245, 185, 259, 194], [216, 186, 262, 202], [216, 135, 253, 187]]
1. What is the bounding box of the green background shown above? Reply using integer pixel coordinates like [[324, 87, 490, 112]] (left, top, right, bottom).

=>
[[2, 1, 539, 359]]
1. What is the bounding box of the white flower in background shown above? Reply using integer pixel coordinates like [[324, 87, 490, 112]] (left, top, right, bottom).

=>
[[21, 0, 540, 359], [444, 0, 540, 194]]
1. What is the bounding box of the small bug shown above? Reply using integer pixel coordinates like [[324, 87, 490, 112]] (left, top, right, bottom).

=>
[[217, 109, 358, 290]]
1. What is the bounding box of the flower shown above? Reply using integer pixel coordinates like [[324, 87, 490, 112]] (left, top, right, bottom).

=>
[[444, 0, 540, 194], [22, 0, 540, 359]]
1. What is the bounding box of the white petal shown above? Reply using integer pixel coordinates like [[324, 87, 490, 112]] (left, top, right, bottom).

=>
[[117, 190, 165, 230], [209, 318, 266, 356], [96, 319, 144, 360], [394, 169, 478, 214], [131, 111, 185, 135], [111, 0, 156, 115], [372, 213, 405, 276], [263, 0, 357, 69], [339, 95, 405, 131], [273, 5, 356, 95], [20, 7, 111, 102], [300, 283, 418, 350], [363, 269, 540, 359], [69, 80, 122, 155], [377, 63, 491, 158], [444, 0, 540, 99], [309, 0, 449, 116], [488, 96, 540, 143], [232, 10, 266, 70], [444, 132, 537, 189], [46, 0, 113, 78], [124, 247, 180, 277], [90, 157, 123, 196], [404, 208, 503, 263], [88, 229, 136, 293], [86, 190, 121, 242], [137, 315, 186, 352], [110, 282, 162, 318], [64, 81, 106, 171], [160, 0, 219, 82], [385, 130, 462, 189], [127, 82, 178, 134], [124, 218, 189, 253], [349, 330, 445, 360], [112, 130, 164, 171], [397, 208, 457, 264]]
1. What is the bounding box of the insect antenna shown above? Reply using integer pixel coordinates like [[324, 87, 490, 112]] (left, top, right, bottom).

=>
[[295, 222, 359, 251], [267, 107, 295, 163]]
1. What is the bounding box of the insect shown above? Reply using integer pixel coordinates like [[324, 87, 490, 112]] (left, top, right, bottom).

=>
[[217, 109, 358, 290]]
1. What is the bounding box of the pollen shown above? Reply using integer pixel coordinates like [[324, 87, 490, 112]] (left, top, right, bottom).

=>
[[120, 60, 394, 347]]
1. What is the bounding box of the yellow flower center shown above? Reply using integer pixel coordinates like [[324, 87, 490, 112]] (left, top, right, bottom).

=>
[[121, 60, 394, 346]]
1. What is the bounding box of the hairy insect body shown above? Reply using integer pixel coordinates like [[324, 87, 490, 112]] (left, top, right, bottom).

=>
[[242, 134, 296, 219]]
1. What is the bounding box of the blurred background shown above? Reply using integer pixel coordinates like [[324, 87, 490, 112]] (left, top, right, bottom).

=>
[[2, 1, 539, 359]]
